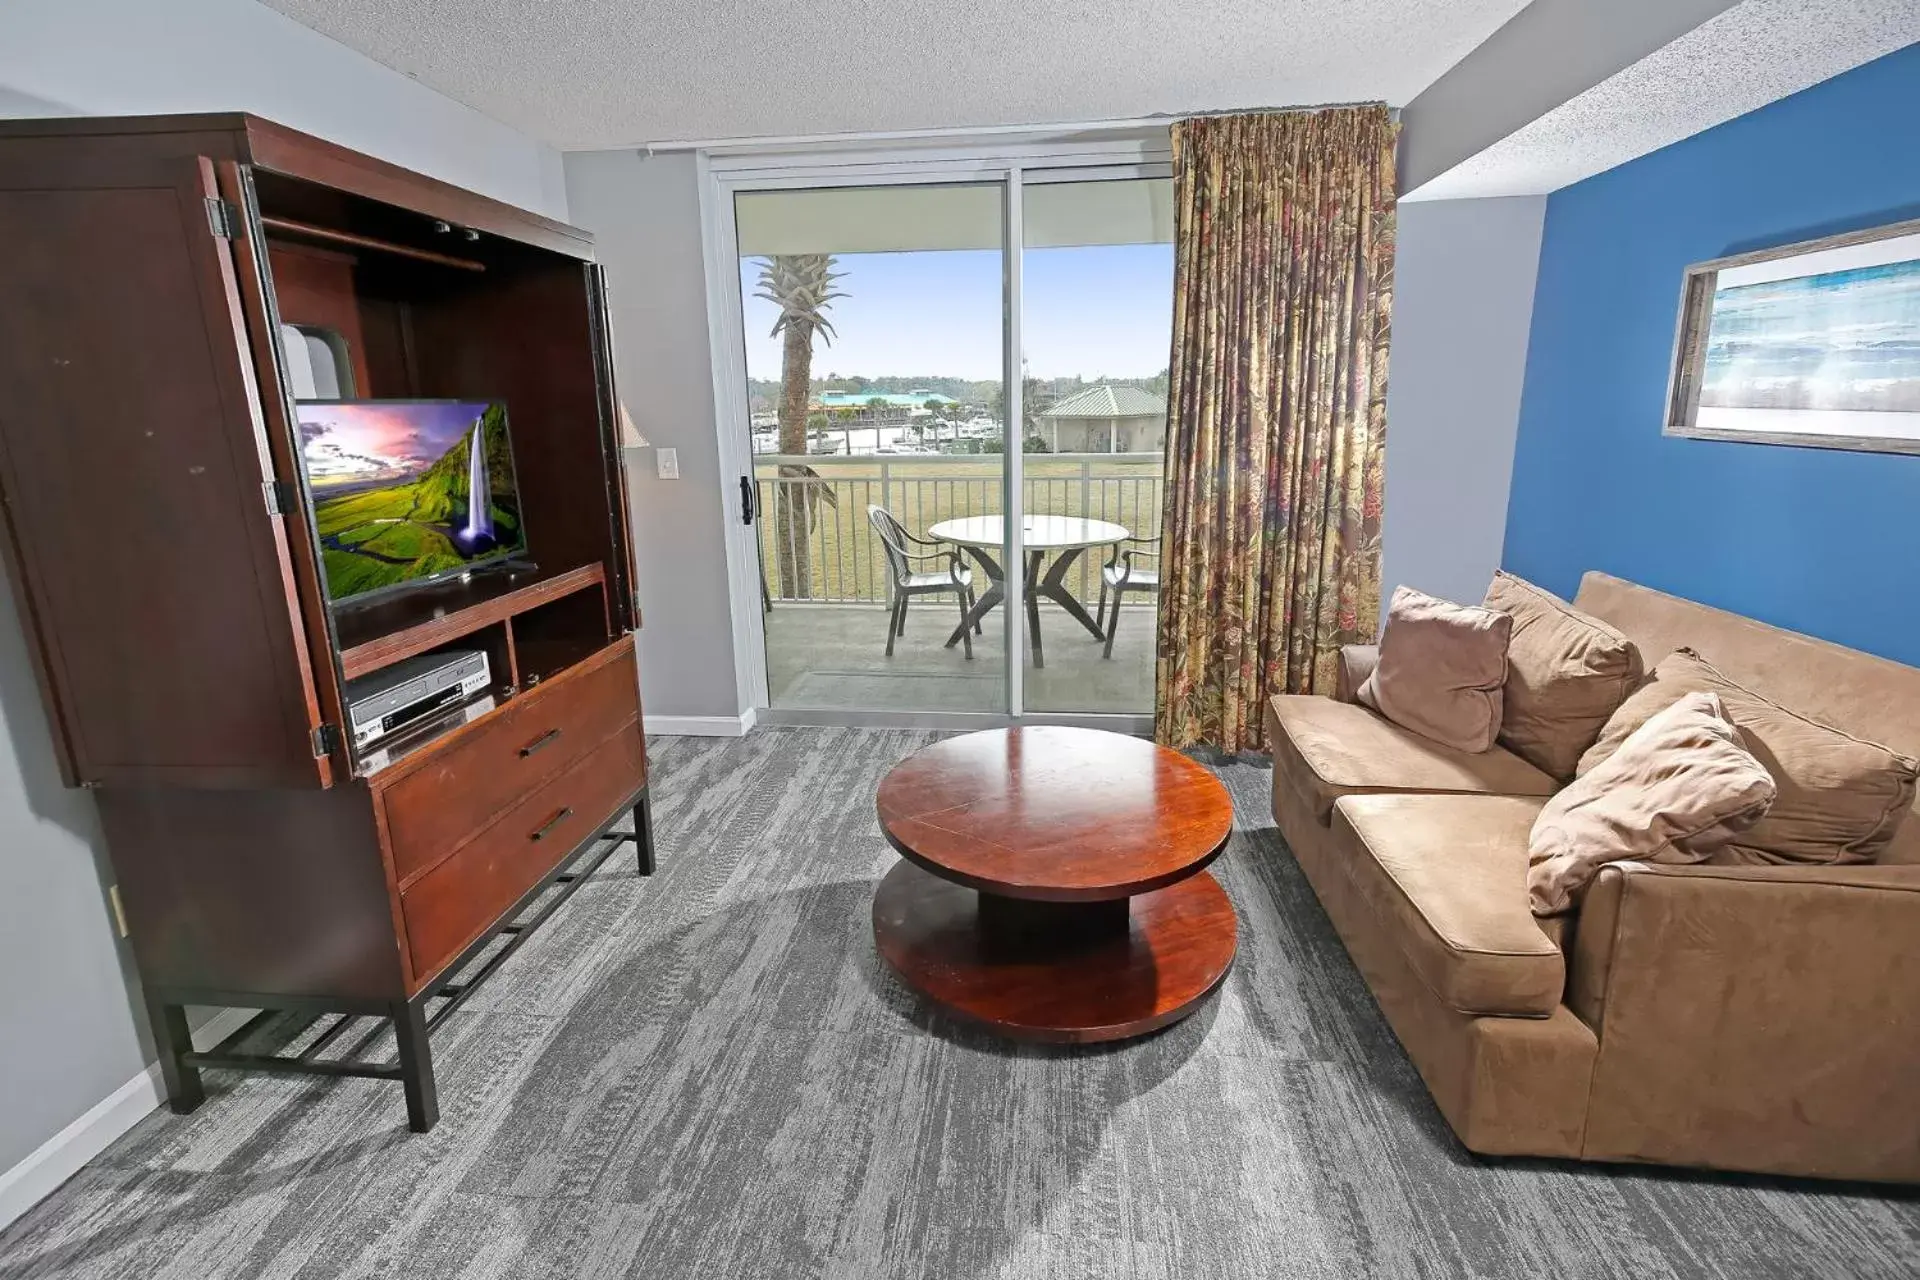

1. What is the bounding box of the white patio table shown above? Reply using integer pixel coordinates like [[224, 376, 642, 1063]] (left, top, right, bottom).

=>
[[927, 515, 1129, 668]]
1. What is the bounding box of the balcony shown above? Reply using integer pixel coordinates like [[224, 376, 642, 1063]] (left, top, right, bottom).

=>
[[753, 453, 1161, 714]]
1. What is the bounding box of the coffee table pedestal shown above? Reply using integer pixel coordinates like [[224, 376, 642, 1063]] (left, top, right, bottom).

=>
[[871, 860, 1237, 1044]]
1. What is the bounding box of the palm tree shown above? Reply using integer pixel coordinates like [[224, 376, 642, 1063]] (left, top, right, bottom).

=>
[[987, 371, 1054, 443], [755, 255, 846, 598]]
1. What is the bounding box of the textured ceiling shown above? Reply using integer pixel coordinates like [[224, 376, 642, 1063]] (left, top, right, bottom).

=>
[[255, 0, 1530, 149], [1406, 0, 1920, 199]]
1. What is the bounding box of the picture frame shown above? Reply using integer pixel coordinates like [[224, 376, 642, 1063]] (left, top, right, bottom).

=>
[[1663, 214, 1920, 455]]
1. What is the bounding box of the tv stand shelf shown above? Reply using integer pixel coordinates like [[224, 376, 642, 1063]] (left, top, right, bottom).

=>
[[336, 562, 606, 680]]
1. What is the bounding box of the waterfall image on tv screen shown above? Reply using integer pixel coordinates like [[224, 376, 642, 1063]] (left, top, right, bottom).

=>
[[294, 399, 526, 603]]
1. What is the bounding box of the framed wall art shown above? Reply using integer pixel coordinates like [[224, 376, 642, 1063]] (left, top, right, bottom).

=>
[[1664, 215, 1920, 454]]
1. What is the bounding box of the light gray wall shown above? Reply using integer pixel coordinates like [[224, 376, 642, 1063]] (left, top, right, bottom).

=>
[[564, 150, 744, 721], [0, 587, 149, 1181], [0, 0, 565, 1184], [1381, 195, 1547, 609], [0, 0, 568, 219]]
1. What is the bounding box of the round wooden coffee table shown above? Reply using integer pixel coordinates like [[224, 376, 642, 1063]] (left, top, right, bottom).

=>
[[872, 726, 1237, 1043]]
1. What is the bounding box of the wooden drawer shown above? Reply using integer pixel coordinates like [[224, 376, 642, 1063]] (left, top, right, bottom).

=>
[[380, 636, 640, 885], [400, 719, 646, 984]]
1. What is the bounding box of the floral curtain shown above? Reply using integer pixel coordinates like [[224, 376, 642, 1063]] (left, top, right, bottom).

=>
[[1154, 107, 1397, 754]]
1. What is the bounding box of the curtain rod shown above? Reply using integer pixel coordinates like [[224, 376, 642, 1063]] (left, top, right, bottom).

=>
[[626, 101, 1394, 156]]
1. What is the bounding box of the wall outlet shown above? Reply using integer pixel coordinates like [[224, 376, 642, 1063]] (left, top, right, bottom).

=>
[[655, 447, 679, 479]]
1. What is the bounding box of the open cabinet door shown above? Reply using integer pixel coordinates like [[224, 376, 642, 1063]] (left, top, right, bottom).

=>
[[214, 158, 352, 782], [0, 155, 334, 788], [587, 262, 640, 635]]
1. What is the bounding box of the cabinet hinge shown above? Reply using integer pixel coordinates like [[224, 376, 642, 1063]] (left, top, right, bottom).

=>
[[311, 723, 340, 759], [263, 478, 297, 516], [205, 196, 238, 240], [109, 885, 130, 938]]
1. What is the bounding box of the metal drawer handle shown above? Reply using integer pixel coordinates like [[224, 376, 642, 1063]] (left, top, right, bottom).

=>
[[529, 807, 573, 842], [519, 728, 562, 758]]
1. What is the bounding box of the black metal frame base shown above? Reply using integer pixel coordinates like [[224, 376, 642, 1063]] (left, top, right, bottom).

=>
[[146, 786, 656, 1133]]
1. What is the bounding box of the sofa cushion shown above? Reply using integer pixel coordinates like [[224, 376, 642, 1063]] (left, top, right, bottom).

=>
[[1579, 647, 1919, 866], [1267, 695, 1558, 826], [1528, 691, 1777, 916], [1333, 794, 1564, 1017], [1570, 571, 1920, 866], [1335, 643, 1379, 704], [1485, 570, 1641, 780], [1358, 585, 1513, 753]]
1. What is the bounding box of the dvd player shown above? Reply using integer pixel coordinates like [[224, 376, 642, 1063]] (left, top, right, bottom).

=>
[[347, 649, 491, 749], [359, 694, 497, 773]]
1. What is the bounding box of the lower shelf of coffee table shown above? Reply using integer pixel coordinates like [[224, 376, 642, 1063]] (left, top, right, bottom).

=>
[[870, 859, 1237, 1044]]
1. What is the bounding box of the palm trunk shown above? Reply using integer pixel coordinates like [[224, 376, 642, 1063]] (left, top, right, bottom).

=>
[[775, 321, 813, 599]]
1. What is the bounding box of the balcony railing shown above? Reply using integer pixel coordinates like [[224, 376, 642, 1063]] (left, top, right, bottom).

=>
[[754, 453, 1163, 606]]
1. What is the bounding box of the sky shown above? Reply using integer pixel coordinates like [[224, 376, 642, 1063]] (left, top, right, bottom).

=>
[[739, 244, 1174, 384], [294, 400, 485, 486]]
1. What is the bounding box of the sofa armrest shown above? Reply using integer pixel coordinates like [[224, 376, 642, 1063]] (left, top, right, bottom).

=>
[[1570, 860, 1920, 1179], [1335, 644, 1378, 704]]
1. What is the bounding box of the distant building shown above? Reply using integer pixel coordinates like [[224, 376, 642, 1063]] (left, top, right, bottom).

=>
[[813, 390, 958, 426], [818, 390, 955, 408], [1036, 385, 1167, 454]]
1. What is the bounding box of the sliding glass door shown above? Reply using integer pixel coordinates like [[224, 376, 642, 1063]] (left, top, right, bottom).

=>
[[734, 183, 1011, 714], [720, 151, 1170, 722], [1020, 177, 1174, 714]]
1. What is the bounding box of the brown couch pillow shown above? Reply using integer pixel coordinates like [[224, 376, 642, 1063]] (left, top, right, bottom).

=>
[[1529, 691, 1776, 915], [1578, 647, 1919, 865], [1484, 570, 1641, 780], [1357, 585, 1512, 754]]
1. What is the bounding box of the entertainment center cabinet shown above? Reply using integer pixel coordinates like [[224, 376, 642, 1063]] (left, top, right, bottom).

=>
[[0, 114, 654, 1132]]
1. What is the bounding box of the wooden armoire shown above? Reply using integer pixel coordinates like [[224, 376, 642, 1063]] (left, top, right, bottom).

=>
[[0, 113, 654, 1132]]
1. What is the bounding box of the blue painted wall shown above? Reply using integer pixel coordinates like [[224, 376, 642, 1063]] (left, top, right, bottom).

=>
[[1503, 42, 1920, 665]]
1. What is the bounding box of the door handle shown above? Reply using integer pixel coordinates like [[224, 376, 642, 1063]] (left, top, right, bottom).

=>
[[739, 475, 757, 525], [529, 807, 573, 842]]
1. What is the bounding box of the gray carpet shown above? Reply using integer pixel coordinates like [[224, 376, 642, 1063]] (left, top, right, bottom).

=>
[[3, 727, 1916, 1279]]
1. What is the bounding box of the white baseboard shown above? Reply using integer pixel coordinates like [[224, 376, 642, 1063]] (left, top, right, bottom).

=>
[[0, 1006, 256, 1232], [645, 708, 756, 737]]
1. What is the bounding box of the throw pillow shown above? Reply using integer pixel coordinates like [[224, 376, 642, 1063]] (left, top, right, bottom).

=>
[[1529, 691, 1776, 915], [1357, 585, 1512, 754], [1577, 647, 1919, 865], [1484, 570, 1642, 781]]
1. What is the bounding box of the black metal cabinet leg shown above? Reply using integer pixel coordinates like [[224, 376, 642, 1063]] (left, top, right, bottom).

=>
[[633, 795, 657, 876], [392, 998, 438, 1133], [146, 994, 204, 1115]]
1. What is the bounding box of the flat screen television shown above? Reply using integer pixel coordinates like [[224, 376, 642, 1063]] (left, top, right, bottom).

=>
[[293, 399, 528, 606]]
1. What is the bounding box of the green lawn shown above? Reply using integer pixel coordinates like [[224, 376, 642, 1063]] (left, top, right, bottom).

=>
[[312, 484, 420, 536], [322, 547, 403, 599], [312, 479, 515, 598], [754, 457, 1163, 603], [358, 522, 454, 563]]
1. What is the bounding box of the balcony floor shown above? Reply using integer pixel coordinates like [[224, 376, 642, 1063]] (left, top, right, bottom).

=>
[[762, 599, 1156, 715]]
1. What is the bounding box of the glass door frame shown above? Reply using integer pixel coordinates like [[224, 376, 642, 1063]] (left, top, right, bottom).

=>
[[699, 136, 1171, 730]]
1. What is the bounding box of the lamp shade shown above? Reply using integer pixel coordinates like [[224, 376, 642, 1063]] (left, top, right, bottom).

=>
[[618, 403, 650, 449]]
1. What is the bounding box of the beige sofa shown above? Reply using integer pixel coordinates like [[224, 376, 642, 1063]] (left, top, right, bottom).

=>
[[1265, 571, 1920, 1183]]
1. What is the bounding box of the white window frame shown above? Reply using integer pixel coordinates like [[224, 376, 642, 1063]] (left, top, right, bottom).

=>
[[697, 132, 1172, 729]]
